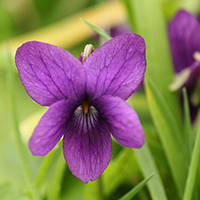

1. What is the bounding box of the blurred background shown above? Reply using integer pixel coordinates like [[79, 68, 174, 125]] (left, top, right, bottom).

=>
[[0, 0, 200, 199]]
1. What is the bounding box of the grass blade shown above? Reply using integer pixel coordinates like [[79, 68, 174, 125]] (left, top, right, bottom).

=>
[[182, 88, 192, 160], [121, 0, 135, 30], [183, 115, 200, 200], [119, 173, 154, 200], [145, 76, 188, 196], [6, 44, 41, 200], [47, 147, 66, 200], [134, 143, 168, 200], [123, 0, 188, 196], [36, 149, 56, 187], [80, 18, 112, 41]]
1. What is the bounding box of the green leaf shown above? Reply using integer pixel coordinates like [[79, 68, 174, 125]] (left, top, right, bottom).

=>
[[145, 76, 187, 196], [182, 88, 192, 160], [123, 0, 188, 196], [36, 149, 57, 187], [80, 18, 112, 41], [183, 115, 200, 200], [6, 43, 41, 200], [47, 146, 66, 200], [121, 0, 135, 30], [134, 143, 168, 200], [119, 173, 154, 200]]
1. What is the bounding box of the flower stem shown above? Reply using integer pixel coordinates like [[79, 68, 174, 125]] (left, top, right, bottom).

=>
[[36, 149, 56, 187], [47, 146, 66, 200], [6, 44, 41, 200], [98, 175, 105, 200], [183, 114, 200, 200]]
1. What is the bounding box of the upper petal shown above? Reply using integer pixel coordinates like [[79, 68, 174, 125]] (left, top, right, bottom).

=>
[[63, 107, 112, 183], [84, 33, 146, 101], [169, 10, 200, 73], [93, 95, 145, 148], [15, 41, 86, 106], [29, 99, 78, 156]]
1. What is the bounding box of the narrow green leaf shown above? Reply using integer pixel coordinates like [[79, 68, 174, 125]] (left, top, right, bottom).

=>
[[145, 76, 187, 196], [134, 143, 168, 200], [36, 149, 56, 187], [119, 173, 154, 200], [80, 18, 112, 41], [146, 75, 183, 146], [97, 176, 105, 200], [123, 0, 188, 196], [121, 0, 135, 30], [182, 88, 192, 159], [6, 43, 41, 200], [183, 116, 200, 200], [47, 147, 66, 200]]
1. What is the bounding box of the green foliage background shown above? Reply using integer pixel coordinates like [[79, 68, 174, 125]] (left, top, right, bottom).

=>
[[0, 0, 200, 199]]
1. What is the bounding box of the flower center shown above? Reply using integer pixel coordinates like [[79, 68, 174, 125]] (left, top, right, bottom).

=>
[[82, 100, 90, 114]]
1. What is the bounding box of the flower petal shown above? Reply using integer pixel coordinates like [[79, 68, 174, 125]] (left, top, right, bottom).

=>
[[63, 107, 112, 183], [169, 10, 200, 73], [170, 61, 200, 91], [15, 41, 86, 106], [84, 33, 146, 101], [29, 99, 77, 156], [93, 95, 145, 148], [187, 61, 200, 87]]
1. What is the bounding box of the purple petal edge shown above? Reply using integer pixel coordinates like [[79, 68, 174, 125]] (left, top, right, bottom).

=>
[[15, 41, 86, 106], [93, 95, 145, 149], [84, 33, 146, 101], [29, 99, 77, 156]]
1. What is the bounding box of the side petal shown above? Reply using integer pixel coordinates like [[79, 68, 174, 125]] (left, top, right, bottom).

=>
[[187, 61, 200, 87], [169, 10, 200, 73], [93, 95, 145, 148], [63, 108, 112, 183], [84, 33, 146, 101], [15, 41, 86, 106], [29, 99, 77, 156]]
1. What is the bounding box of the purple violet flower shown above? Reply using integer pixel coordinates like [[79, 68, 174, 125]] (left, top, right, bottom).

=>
[[15, 33, 146, 183], [110, 24, 130, 37], [169, 10, 200, 119]]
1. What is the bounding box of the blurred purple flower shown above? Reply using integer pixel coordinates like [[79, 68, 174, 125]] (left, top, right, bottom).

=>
[[110, 24, 130, 37], [15, 33, 146, 183], [169, 10, 200, 119]]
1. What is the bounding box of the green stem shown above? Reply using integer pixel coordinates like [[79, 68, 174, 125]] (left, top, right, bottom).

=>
[[134, 143, 168, 200], [36, 149, 56, 187], [7, 45, 41, 200], [47, 147, 66, 200], [183, 88, 192, 160], [183, 117, 200, 200], [98, 175, 105, 200]]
